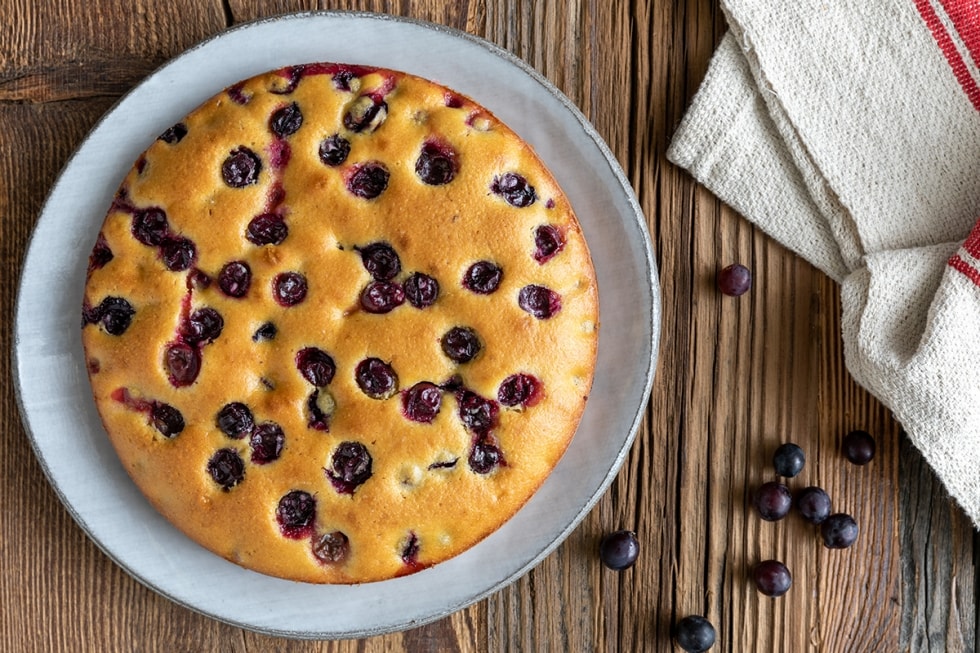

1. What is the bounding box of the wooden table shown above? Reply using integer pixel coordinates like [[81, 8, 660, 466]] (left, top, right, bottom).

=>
[[2, 1, 977, 650]]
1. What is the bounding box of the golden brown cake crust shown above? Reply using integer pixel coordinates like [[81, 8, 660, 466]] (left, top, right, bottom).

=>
[[81, 63, 598, 583]]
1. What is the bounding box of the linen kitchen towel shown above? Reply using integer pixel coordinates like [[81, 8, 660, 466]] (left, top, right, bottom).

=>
[[668, 0, 980, 527]]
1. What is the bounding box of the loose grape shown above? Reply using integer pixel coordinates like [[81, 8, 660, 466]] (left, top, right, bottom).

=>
[[598, 530, 639, 570], [717, 263, 752, 296], [772, 442, 805, 478]]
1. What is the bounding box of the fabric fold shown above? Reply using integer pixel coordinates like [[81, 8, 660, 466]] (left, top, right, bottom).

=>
[[668, 0, 980, 527]]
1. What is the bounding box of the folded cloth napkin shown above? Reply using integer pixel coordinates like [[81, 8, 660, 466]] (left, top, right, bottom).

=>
[[668, 0, 980, 528]]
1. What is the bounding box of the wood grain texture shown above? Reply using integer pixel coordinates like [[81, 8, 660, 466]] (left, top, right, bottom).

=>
[[0, 0, 976, 651]]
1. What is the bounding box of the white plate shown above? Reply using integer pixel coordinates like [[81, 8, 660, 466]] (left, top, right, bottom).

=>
[[13, 12, 659, 639]]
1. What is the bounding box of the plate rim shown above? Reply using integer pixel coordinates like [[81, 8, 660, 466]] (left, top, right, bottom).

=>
[[12, 9, 660, 639]]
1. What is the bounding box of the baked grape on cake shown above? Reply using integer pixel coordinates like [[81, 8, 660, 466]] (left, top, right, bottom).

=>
[[81, 62, 598, 583]]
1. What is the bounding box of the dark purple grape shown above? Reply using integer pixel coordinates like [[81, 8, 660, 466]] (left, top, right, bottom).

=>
[[820, 513, 859, 549], [252, 322, 277, 341], [164, 342, 201, 387], [276, 490, 316, 539], [533, 224, 565, 263], [754, 481, 792, 521], [158, 122, 188, 144], [150, 402, 184, 437], [318, 134, 351, 167], [498, 373, 542, 407], [468, 439, 502, 474], [312, 531, 349, 564], [246, 213, 288, 245], [207, 448, 245, 490], [598, 530, 639, 570], [457, 390, 499, 434], [356, 242, 401, 281], [132, 208, 169, 246], [187, 268, 211, 290], [181, 307, 223, 345], [441, 326, 482, 364], [752, 560, 792, 597], [518, 284, 562, 319], [355, 358, 398, 399], [717, 263, 752, 297], [216, 402, 254, 439], [269, 102, 303, 138], [222, 146, 262, 188], [401, 532, 421, 565], [795, 486, 832, 524], [326, 441, 373, 494], [772, 442, 805, 478], [296, 347, 336, 386], [674, 616, 716, 653], [273, 271, 308, 307], [218, 261, 251, 298], [347, 162, 389, 199], [97, 297, 135, 335], [491, 172, 537, 207], [307, 389, 333, 431], [842, 429, 876, 465], [403, 272, 439, 308], [250, 422, 285, 464], [462, 261, 503, 294], [402, 382, 442, 423], [89, 233, 113, 270], [343, 96, 387, 133], [160, 236, 196, 271], [360, 280, 404, 314], [227, 82, 249, 105], [415, 141, 458, 185], [332, 69, 356, 91]]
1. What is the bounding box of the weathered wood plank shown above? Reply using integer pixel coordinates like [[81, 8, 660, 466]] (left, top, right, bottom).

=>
[[0, 0, 976, 651]]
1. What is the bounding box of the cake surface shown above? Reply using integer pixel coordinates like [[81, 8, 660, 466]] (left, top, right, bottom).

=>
[[81, 63, 598, 583]]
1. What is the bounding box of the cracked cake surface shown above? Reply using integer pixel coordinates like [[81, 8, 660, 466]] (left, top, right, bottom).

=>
[[81, 63, 598, 583]]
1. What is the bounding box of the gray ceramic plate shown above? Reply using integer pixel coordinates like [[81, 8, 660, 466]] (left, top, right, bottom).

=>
[[13, 12, 659, 639]]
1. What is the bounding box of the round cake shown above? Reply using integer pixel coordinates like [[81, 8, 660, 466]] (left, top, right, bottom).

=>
[[81, 63, 598, 584]]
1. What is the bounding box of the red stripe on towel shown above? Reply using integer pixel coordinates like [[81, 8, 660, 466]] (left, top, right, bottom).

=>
[[949, 217, 980, 286], [938, 0, 980, 69], [916, 0, 980, 111], [948, 253, 980, 286]]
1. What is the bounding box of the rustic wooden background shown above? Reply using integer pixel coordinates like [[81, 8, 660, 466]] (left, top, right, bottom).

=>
[[1, 1, 977, 651]]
